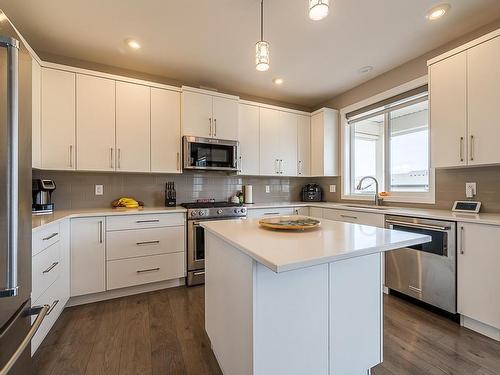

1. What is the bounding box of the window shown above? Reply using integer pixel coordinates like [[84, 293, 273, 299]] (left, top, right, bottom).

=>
[[342, 82, 434, 203]]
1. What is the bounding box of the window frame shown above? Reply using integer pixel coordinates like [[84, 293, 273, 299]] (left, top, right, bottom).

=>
[[340, 76, 435, 204]]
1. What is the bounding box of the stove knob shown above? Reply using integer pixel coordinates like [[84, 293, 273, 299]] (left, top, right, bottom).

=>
[[240, 208, 246, 214], [234, 208, 239, 214], [217, 209, 223, 215], [190, 211, 197, 217], [199, 211, 205, 216]]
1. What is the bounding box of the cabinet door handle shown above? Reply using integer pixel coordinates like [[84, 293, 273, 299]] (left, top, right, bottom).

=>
[[42, 262, 59, 274], [340, 214, 358, 220], [470, 135, 474, 161], [176, 152, 180, 171], [46, 299, 60, 316], [274, 159, 279, 174], [279, 159, 284, 174], [68, 145, 73, 167], [42, 232, 58, 241], [110, 148, 114, 168], [298, 160, 302, 175], [460, 226, 465, 254], [238, 156, 242, 172], [459, 137, 464, 162], [117, 148, 121, 169], [209, 118, 212, 137], [214, 118, 217, 137], [136, 219, 160, 223], [98, 221, 103, 244], [136, 267, 160, 274], [136, 240, 160, 246]]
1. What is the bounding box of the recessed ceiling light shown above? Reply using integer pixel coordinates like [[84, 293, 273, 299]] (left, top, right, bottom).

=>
[[273, 78, 284, 85], [358, 66, 373, 74], [426, 4, 450, 21], [126, 38, 141, 50]]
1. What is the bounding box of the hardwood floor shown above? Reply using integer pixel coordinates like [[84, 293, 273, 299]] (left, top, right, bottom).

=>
[[34, 287, 500, 375]]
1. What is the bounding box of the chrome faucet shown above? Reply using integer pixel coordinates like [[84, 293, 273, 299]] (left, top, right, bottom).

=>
[[356, 176, 383, 206]]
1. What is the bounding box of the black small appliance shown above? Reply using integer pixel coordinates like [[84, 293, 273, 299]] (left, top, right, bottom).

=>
[[32, 179, 56, 214], [301, 184, 323, 202]]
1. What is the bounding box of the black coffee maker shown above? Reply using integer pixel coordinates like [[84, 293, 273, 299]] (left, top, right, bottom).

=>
[[301, 184, 323, 202], [32, 179, 56, 214]]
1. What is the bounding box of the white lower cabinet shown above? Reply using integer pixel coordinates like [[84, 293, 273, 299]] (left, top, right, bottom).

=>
[[31, 220, 70, 355], [309, 207, 324, 218], [323, 208, 384, 227], [70, 217, 106, 297], [458, 222, 500, 336]]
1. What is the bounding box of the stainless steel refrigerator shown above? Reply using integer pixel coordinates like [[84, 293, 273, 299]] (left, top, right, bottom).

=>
[[0, 15, 49, 375]]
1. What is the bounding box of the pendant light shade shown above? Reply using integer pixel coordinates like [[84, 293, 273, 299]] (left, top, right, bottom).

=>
[[309, 0, 330, 21], [255, 0, 269, 72], [255, 40, 270, 71]]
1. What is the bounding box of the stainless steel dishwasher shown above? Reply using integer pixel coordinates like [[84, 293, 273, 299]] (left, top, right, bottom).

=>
[[385, 215, 457, 313]]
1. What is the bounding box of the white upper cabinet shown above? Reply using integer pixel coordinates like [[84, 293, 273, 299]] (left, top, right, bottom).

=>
[[41, 68, 76, 170], [212, 96, 238, 140], [181, 87, 239, 139], [238, 104, 260, 175], [76, 74, 116, 171], [32, 58, 41, 168], [311, 108, 338, 176], [115, 82, 151, 172], [297, 115, 311, 176], [429, 33, 500, 168], [151, 88, 181, 173], [182, 90, 213, 138], [429, 53, 467, 168], [259, 108, 297, 176], [467, 36, 500, 166]]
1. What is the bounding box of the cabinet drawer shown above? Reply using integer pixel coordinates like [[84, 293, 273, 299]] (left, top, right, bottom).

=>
[[107, 226, 185, 260], [31, 275, 66, 354], [32, 242, 61, 301], [107, 252, 185, 290], [323, 209, 384, 227], [106, 213, 184, 231], [247, 207, 294, 219], [33, 223, 60, 256]]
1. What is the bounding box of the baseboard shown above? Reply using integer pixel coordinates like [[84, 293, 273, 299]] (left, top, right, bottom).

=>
[[67, 278, 185, 307], [461, 315, 500, 341]]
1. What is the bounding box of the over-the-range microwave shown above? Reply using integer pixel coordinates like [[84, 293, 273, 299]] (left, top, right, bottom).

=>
[[183, 136, 239, 172]]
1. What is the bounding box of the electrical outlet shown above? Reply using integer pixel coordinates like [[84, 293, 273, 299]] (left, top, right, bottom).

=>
[[95, 184, 104, 196], [265, 185, 270, 193], [329, 185, 336, 193], [465, 182, 476, 198]]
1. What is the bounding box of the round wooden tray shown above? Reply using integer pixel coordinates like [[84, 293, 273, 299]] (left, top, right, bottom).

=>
[[258, 215, 321, 230]]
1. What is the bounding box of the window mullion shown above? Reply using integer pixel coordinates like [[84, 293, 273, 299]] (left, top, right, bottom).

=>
[[384, 112, 391, 192]]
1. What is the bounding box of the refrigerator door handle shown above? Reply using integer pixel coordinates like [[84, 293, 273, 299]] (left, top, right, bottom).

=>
[[0, 36, 20, 298], [0, 304, 50, 375]]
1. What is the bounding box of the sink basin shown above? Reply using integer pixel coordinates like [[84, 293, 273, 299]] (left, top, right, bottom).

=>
[[342, 204, 390, 211]]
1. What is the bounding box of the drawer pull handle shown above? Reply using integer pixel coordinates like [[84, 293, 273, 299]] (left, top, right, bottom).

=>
[[42, 262, 59, 274], [136, 240, 160, 246], [46, 299, 60, 316], [136, 219, 160, 223], [42, 233, 58, 241], [263, 212, 280, 216], [340, 215, 358, 220], [136, 267, 160, 274], [193, 271, 205, 276]]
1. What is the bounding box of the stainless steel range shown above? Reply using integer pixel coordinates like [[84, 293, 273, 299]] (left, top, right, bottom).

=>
[[182, 201, 247, 286]]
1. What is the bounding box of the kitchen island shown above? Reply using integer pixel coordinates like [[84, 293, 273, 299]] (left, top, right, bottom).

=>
[[202, 218, 430, 375]]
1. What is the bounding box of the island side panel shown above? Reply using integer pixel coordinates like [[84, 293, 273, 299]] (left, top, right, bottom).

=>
[[254, 263, 329, 375], [205, 232, 254, 375], [329, 253, 383, 375]]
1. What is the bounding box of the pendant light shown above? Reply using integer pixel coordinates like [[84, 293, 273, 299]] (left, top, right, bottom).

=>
[[309, 0, 330, 21], [255, 0, 270, 72]]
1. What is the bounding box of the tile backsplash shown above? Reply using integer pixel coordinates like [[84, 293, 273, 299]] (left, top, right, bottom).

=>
[[33, 165, 500, 213], [32, 170, 312, 210]]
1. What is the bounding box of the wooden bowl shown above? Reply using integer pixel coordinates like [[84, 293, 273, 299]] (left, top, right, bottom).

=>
[[258, 215, 321, 230]]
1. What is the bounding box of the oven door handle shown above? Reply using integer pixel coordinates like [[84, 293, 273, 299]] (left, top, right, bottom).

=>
[[385, 219, 450, 232]]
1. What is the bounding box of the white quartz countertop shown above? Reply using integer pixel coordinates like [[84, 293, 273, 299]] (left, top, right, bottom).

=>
[[32, 206, 186, 231], [201, 218, 431, 273], [246, 202, 500, 226]]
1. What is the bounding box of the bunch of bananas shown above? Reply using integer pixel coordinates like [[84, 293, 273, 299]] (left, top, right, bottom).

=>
[[111, 197, 143, 209]]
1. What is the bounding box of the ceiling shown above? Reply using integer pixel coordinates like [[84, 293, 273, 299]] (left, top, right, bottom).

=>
[[1, 0, 500, 108]]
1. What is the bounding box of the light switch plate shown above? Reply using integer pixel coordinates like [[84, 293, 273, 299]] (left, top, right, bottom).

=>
[[95, 184, 104, 196], [329, 185, 336, 193], [265, 185, 270, 193], [465, 182, 476, 198]]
